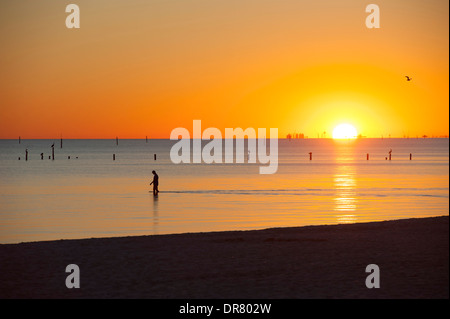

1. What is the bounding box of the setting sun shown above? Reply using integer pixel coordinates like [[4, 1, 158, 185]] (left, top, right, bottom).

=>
[[332, 123, 358, 139]]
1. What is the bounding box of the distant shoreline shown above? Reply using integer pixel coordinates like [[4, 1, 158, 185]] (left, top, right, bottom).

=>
[[1, 215, 448, 298]]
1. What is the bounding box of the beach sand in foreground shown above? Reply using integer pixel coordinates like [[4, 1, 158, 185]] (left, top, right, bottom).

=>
[[0, 216, 448, 299]]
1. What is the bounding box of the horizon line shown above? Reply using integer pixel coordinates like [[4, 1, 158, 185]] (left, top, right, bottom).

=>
[[1, 136, 449, 140]]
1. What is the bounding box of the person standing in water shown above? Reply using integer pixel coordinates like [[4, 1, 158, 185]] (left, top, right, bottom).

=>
[[150, 170, 159, 196]]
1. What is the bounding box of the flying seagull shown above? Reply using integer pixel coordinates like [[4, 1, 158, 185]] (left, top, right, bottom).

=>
[[405, 76, 412, 81]]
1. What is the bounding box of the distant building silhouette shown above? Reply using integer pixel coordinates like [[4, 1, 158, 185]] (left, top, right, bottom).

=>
[[286, 133, 305, 140]]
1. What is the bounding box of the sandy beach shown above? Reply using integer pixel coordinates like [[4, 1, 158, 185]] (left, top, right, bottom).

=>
[[0, 216, 448, 299]]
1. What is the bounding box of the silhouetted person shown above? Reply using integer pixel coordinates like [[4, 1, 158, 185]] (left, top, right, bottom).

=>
[[150, 170, 159, 196]]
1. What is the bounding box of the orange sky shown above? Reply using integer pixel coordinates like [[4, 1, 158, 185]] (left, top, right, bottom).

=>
[[0, 0, 448, 139]]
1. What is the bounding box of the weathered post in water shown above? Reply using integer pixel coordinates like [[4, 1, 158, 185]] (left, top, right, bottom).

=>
[[113, 154, 116, 161], [154, 154, 156, 160], [410, 153, 412, 160], [25, 149, 28, 161], [367, 153, 369, 160], [41, 153, 44, 160], [60, 138, 63, 149], [309, 152, 312, 160], [52, 145, 55, 160]]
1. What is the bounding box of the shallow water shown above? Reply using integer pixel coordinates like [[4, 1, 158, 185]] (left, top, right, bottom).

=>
[[0, 138, 448, 243]]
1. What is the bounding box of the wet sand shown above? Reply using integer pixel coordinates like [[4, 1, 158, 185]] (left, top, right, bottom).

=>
[[0, 216, 448, 299]]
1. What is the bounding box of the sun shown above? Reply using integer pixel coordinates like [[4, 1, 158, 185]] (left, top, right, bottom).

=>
[[332, 123, 358, 139]]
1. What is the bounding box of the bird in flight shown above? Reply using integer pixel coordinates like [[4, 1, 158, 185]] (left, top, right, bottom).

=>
[[405, 76, 412, 81]]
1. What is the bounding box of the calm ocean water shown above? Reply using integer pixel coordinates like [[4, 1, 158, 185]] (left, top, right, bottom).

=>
[[0, 138, 448, 243]]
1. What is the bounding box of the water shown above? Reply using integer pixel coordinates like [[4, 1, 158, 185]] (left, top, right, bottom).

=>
[[0, 138, 448, 243]]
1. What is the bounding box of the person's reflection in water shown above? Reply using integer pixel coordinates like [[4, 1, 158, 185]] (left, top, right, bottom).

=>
[[152, 193, 159, 234]]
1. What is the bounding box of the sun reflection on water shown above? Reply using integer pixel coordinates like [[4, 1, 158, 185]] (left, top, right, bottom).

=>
[[334, 165, 357, 223]]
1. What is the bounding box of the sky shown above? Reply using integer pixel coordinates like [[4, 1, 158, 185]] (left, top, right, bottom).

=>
[[0, 0, 448, 139]]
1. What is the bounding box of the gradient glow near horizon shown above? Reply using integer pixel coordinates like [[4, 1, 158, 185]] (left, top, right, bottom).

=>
[[0, 0, 448, 139]]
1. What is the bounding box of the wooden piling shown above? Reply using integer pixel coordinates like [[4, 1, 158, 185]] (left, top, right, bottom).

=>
[[41, 153, 44, 160], [52, 146, 54, 160], [25, 149, 28, 161], [367, 153, 369, 160], [309, 152, 312, 161], [154, 154, 156, 160], [410, 153, 412, 160], [60, 138, 63, 149], [113, 154, 115, 161]]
